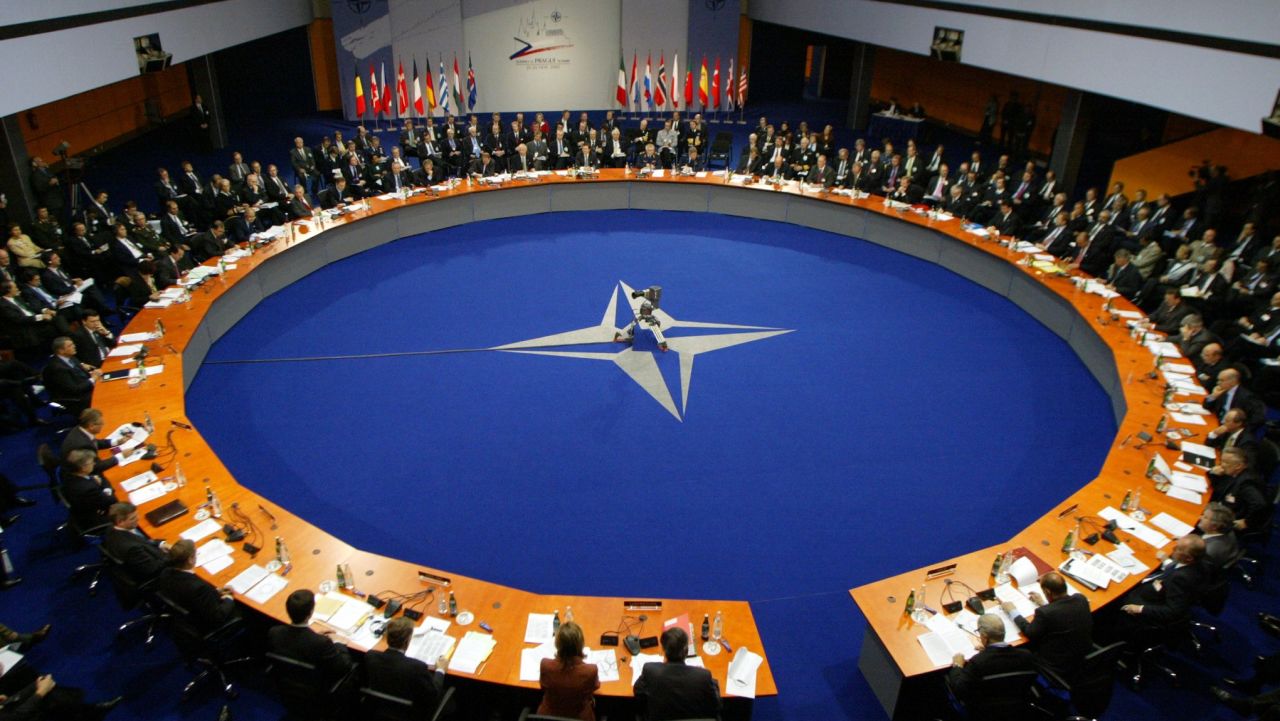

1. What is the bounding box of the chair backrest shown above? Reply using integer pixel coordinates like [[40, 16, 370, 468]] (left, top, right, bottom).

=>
[[965, 669, 1041, 721], [266, 651, 338, 712], [1069, 642, 1125, 719], [99, 543, 144, 610], [359, 687, 415, 721]]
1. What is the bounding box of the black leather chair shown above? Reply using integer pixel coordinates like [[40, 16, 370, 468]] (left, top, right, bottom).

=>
[[947, 669, 1053, 721], [265, 650, 356, 719], [50, 474, 109, 594], [99, 544, 167, 646], [1040, 641, 1126, 720], [358, 684, 454, 721], [154, 590, 254, 699], [518, 709, 609, 721]]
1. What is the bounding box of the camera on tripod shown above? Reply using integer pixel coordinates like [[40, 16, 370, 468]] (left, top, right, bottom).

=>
[[630, 286, 662, 309]]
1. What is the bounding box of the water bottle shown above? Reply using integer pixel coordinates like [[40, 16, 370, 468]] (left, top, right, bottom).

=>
[[447, 591, 458, 617], [144, 411, 155, 434], [552, 609, 561, 635], [711, 611, 723, 642], [343, 563, 354, 590], [437, 592, 448, 616], [154, 320, 164, 338], [336, 564, 346, 589], [701, 613, 710, 641], [275, 536, 290, 566], [564, 606, 574, 624], [175, 462, 186, 488]]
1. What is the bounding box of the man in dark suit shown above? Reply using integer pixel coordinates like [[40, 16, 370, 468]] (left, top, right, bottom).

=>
[[634, 627, 720, 721], [942, 185, 973, 219], [290, 137, 320, 195], [41, 251, 107, 315], [1209, 448, 1269, 531], [60, 449, 115, 531], [69, 309, 115, 370], [1148, 289, 1194, 334], [1197, 502, 1241, 575], [153, 539, 238, 632], [318, 179, 356, 211], [468, 150, 499, 178], [763, 155, 794, 183], [1204, 367, 1264, 426], [363, 617, 448, 715], [416, 160, 443, 187], [42, 336, 100, 414], [806, 155, 837, 188], [28, 157, 65, 219], [1206, 407, 1259, 459], [286, 185, 315, 220], [0, 279, 58, 355], [102, 502, 169, 584], [154, 168, 184, 214], [1104, 249, 1144, 300], [1000, 572, 1092, 682], [61, 407, 122, 473], [155, 245, 193, 289], [189, 221, 231, 263], [1117, 535, 1209, 633], [987, 200, 1022, 239], [1174, 313, 1221, 364], [267, 589, 354, 690], [947, 614, 1037, 709], [158, 201, 198, 249]]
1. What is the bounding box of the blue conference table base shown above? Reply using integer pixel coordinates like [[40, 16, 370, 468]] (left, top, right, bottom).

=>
[[859, 628, 951, 720]]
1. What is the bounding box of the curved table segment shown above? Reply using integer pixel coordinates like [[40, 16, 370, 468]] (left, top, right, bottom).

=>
[[92, 172, 1200, 707]]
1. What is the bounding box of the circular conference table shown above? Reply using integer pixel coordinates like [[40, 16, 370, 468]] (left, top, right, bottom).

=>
[[91, 169, 1205, 714]]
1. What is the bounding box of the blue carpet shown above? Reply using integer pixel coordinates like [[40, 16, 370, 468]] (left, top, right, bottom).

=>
[[185, 209, 1116, 718]]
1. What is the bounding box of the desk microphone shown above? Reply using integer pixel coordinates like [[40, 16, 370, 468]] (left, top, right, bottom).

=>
[[171, 420, 193, 430], [258, 504, 278, 530], [165, 343, 181, 355]]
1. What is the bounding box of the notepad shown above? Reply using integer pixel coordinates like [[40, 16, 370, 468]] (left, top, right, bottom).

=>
[[226, 564, 269, 594], [180, 518, 223, 542], [524, 613, 555, 644], [120, 470, 158, 492], [1169, 471, 1209, 493], [993, 583, 1037, 618], [127, 481, 167, 506], [1170, 412, 1207, 426], [1165, 486, 1203, 504], [519, 642, 556, 681], [195, 538, 233, 568], [409, 629, 457, 667], [245, 573, 288, 604], [107, 344, 144, 358]]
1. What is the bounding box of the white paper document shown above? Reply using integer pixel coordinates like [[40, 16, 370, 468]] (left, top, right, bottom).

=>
[[1150, 512, 1195, 538], [629, 653, 664, 687], [1169, 471, 1209, 492], [408, 629, 457, 667], [195, 538, 233, 568], [127, 364, 164, 379], [726, 646, 764, 699], [107, 344, 143, 358], [181, 518, 223, 542], [201, 554, 234, 575], [120, 470, 157, 492], [127, 482, 167, 506], [917, 613, 978, 667], [1165, 486, 1203, 504], [451, 631, 497, 674], [227, 564, 270, 594], [1007, 557, 1039, 586], [326, 598, 375, 634], [0, 648, 23, 678], [993, 583, 1037, 618], [119, 332, 159, 343], [524, 613, 555, 645], [1170, 412, 1207, 426], [244, 573, 289, 604], [581, 648, 619, 681], [519, 642, 556, 681]]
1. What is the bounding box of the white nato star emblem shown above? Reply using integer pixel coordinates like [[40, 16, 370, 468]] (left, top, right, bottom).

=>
[[489, 282, 792, 420]]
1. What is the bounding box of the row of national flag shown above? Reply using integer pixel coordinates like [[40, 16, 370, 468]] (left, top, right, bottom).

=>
[[617, 52, 747, 113], [355, 53, 478, 119]]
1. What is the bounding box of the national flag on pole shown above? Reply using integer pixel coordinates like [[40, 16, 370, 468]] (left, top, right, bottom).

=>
[[616, 54, 628, 108], [452, 55, 463, 112], [643, 53, 653, 109], [738, 65, 749, 108], [397, 59, 409, 116], [438, 58, 451, 114], [629, 52, 639, 113], [685, 63, 694, 108], [671, 53, 680, 110], [725, 57, 734, 111], [355, 65, 366, 117], [380, 62, 391, 116], [425, 58, 437, 112], [712, 57, 721, 110], [655, 53, 668, 110], [369, 64, 380, 117], [467, 53, 477, 109], [412, 59, 424, 116], [698, 56, 709, 108]]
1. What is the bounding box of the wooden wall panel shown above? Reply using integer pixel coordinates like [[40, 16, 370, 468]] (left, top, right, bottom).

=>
[[869, 47, 1068, 155], [21, 65, 192, 161], [310, 19, 342, 112], [1110, 127, 1280, 202]]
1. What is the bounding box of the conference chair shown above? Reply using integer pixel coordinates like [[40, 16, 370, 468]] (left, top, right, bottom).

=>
[[50, 474, 109, 594], [707, 132, 733, 170], [1039, 641, 1126, 720], [112, 277, 143, 322], [265, 650, 357, 719], [517, 710, 609, 721], [358, 684, 455, 721], [154, 590, 255, 699], [944, 668, 1054, 721], [36, 443, 61, 504], [99, 544, 168, 647], [1235, 504, 1275, 587]]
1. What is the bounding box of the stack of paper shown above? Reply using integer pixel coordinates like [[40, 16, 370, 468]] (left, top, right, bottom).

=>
[[1059, 555, 1112, 590], [245, 573, 288, 604], [127, 480, 168, 506], [180, 518, 223, 542], [451, 631, 497, 674], [120, 470, 157, 493], [1145, 340, 1182, 358], [917, 613, 978, 667], [993, 583, 1037, 618], [120, 331, 159, 344], [726, 646, 764, 698], [1105, 544, 1150, 575], [195, 538, 234, 573], [585, 648, 620, 682], [227, 564, 270, 594], [408, 623, 457, 667], [1098, 506, 1172, 549]]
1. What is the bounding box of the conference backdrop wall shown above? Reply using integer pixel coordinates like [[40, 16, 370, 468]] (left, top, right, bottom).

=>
[[329, 0, 740, 120], [0, 0, 315, 117], [748, 0, 1280, 135]]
